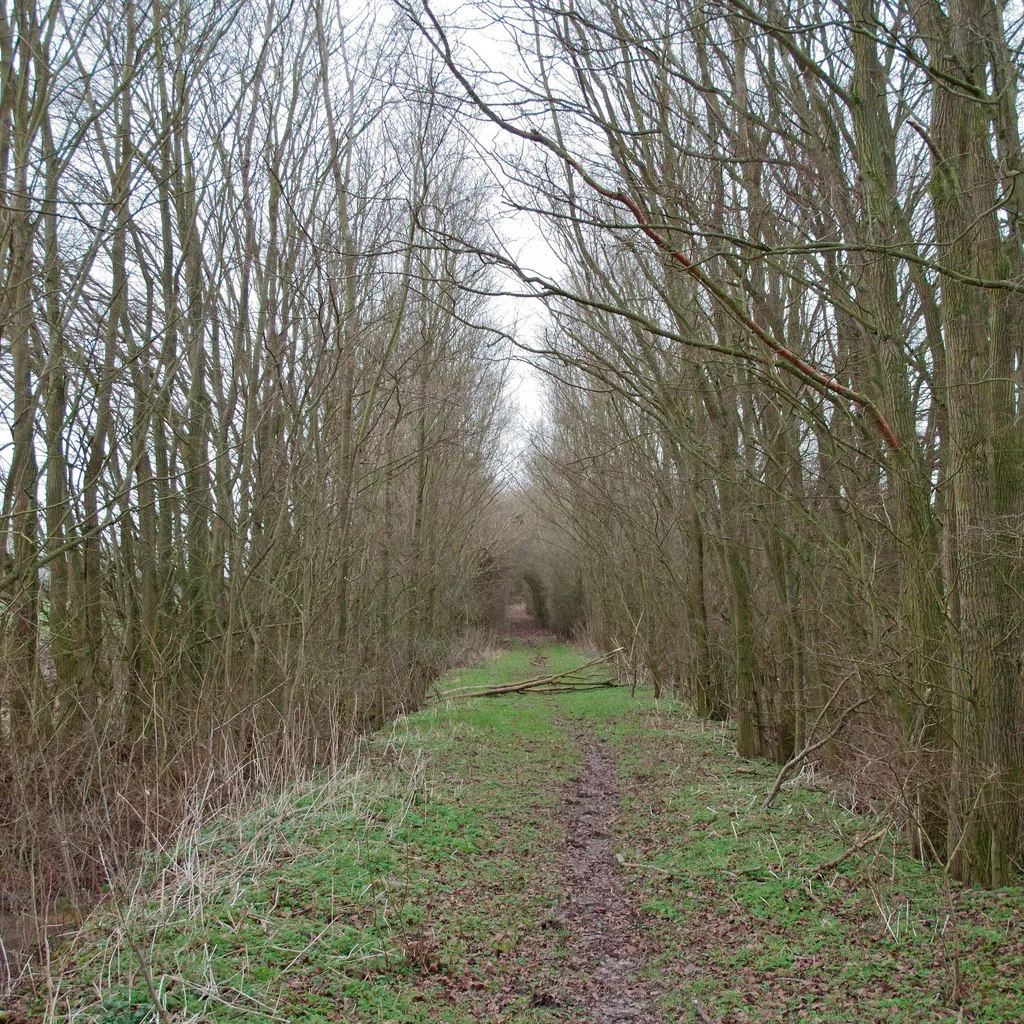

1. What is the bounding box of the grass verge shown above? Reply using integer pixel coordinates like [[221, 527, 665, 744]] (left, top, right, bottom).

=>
[[18, 643, 588, 1023]]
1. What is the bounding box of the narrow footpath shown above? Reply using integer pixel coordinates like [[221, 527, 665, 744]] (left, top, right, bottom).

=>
[[560, 737, 661, 1023]]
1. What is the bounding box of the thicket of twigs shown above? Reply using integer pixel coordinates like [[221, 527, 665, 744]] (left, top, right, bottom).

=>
[[0, 0, 512, 984]]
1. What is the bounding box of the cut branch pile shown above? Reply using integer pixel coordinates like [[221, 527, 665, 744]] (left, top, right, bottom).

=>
[[437, 649, 623, 700]]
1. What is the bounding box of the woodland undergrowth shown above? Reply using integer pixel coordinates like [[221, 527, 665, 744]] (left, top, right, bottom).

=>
[[10, 643, 1023, 1024]]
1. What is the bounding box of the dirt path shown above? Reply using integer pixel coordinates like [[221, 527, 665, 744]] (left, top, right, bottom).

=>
[[559, 735, 663, 1024], [503, 603, 557, 644]]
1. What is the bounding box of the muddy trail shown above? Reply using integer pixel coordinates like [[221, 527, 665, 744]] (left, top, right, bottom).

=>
[[559, 736, 663, 1024]]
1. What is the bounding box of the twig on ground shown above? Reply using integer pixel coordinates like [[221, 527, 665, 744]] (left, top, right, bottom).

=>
[[763, 695, 872, 809], [99, 852, 174, 1024], [813, 827, 889, 875], [613, 853, 671, 873], [125, 931, 174, 1024], [694, 999, 720, 1023]]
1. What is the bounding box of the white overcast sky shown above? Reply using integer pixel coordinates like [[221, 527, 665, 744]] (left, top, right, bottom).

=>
[[419, 0, 563, 431]]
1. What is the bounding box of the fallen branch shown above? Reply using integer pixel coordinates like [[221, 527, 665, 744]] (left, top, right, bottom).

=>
[[453, 675, 617, 698], [813, 827, 889, 876], [438, 649, 623, 700], [529, 683, 615, 693], [762, 695, 872, 810]]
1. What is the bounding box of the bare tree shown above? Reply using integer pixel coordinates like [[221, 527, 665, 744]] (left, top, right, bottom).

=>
[[411, 0, 1024, 885], [0, 0, 511, 930]]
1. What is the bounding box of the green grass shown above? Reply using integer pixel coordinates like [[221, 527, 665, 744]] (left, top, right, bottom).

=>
[[26, 643, 1024, 1023], [32, 644, 589, 1023], [555, 696, 1024, 1023]]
